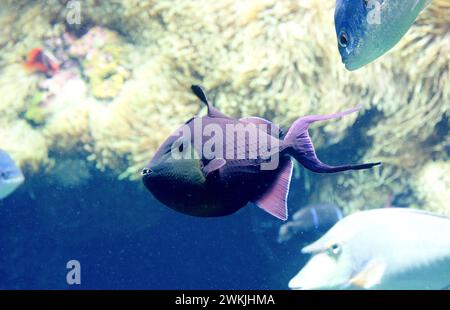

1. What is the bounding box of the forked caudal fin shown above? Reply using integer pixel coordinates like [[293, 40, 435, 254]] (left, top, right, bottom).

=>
[[284, 106, 381, 173]]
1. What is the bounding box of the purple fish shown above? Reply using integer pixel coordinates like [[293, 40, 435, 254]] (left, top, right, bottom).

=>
[[142, 85, 380, 220]]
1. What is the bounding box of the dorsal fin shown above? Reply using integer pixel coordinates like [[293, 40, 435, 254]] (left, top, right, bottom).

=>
[[191, 85, 231, 119], [191, 85, 209, 105]]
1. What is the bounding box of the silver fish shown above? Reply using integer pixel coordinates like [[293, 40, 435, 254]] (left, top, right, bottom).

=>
[[289, 208, 450, 290]]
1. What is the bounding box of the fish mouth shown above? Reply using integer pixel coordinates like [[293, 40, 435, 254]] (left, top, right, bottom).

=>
[[340, 53, 362, 71], [342, 57, 363, 71], [2, 174, 24, 185], [345, 62, 362, 71], [289, 282, 310, 290], [289, 285, 306, 290], [288, 278, 307, 290]]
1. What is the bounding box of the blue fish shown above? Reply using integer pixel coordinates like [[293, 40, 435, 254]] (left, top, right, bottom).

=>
[[335, 0, 432, 70], [289, 208, 450, 290], [278, 203, 343, 243], [0, 150, 24, 199]]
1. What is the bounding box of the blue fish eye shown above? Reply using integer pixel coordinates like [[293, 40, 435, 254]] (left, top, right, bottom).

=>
[[0, 171, 10, 179], [338, 31, 349, 48]]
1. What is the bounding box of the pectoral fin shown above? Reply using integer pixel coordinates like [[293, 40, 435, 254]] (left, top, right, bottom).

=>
[[350, 259, 386, 289], [202, 158, 226, 176]]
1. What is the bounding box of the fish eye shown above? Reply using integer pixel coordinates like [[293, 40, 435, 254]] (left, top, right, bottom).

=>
[[338, 31, 349, 48], [327, 243, 342, 257], [178, 143, 184, 153], [363, 0, 369, 7], [141, 168, 152, 176]]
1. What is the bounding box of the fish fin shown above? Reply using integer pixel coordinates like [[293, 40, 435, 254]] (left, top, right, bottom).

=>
[[350, 259, 386, 289], [253, 159, 293, 221], [283, 106, 381, 173], [202, 158, 226, 176], [240, 117, 284, 138], [191, 85, 230, 119]]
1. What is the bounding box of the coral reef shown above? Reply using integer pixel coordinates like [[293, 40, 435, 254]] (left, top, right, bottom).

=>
[[0, 0, 448, 214], [69, 27, 132, 100], [412, 160, 450, 217], [0, 120, 49, 173]]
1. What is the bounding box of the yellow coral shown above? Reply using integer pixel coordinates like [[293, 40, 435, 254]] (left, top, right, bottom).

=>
[[412, 160, 450, 217], [0, 64, 39, 122], [44, 102, 92, 155], [0, 120, 49, 173]]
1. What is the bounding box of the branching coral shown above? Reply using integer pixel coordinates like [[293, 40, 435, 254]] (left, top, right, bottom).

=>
[[43, 101, 92, 155], [0, 64, 39, 123], [0, 120, 49, 173], [362, 0, 450, 168], [412, 160, 450, 217]]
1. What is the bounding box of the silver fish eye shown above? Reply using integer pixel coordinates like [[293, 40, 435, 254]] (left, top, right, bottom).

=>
[[363, 0, 369, 6], [338, 31, 349, 48], [327, 243, 342, 257]]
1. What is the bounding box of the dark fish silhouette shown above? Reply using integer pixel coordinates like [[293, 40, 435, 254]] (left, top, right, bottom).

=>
[[278, 203, 343, 243], [142, 85, 380, 220]]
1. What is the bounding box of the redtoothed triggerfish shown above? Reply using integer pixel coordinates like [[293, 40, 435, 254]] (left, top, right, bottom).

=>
[[24, 47, 60, 75], [278, 203, 343, 243], [0, 150, 24, 200], [335, 0, 432, 70], [142, 85, 380, 220], [289, 208, 450, 290]]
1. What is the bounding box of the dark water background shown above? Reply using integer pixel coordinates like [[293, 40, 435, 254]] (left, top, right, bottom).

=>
[[0, 171, 310, 289]]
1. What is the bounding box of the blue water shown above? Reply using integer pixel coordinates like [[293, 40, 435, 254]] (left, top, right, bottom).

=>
[[0, 172, 310, 289]]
